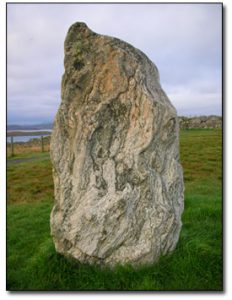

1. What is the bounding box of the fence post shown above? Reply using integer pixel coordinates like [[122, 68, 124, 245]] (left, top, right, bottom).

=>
[[11, 136, 14, 157], [41, 136, 44, 152]]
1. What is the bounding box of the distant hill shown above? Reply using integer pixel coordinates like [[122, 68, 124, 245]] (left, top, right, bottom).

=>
[[7, 123, 53, 131]]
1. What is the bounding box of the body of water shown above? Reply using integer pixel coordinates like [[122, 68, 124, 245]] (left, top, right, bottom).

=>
[[7, 132, 51, 143]]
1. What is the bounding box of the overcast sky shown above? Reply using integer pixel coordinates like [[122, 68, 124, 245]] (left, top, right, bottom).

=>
[[7, 3, 222, 125]]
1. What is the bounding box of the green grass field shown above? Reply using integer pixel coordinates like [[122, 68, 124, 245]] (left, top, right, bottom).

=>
[[7, 129, 223, 291]]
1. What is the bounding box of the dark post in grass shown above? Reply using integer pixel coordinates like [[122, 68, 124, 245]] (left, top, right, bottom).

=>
[[10, 136, 14, 157], [41, 136, 44, 152]]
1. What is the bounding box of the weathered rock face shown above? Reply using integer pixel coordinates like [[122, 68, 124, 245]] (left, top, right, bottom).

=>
[[50, 22, 184, 267]]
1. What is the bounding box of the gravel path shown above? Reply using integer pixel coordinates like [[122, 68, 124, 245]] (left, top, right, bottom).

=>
[[7, 155, 50, 166]]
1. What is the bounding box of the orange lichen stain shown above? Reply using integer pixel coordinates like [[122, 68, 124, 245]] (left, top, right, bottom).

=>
[[98, 51, 126, 97]]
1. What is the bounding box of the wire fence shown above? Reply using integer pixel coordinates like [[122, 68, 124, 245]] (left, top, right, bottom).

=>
[[7, 135, 51, 157]]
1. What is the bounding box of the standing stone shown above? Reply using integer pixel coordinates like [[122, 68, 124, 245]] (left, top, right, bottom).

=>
[[50, 22, 184, 267]]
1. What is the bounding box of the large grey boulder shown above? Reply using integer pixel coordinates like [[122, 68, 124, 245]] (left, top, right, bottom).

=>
[[50, 22, 184, 267]]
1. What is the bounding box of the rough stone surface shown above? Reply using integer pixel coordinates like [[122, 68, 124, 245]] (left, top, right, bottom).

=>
[[50, 22, 184, 267]]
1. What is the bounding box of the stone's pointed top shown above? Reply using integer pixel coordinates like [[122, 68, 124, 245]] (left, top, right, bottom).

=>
[[67, 22, 95, 37], [68, 22, 89, 31], [65, 22, 95, 46]]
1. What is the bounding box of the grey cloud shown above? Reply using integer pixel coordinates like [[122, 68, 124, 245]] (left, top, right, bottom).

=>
[[170, 92, 222, 116], [7, 3, 222, 124]]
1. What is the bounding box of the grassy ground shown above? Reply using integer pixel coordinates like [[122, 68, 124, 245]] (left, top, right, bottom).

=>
[[7, 151, 50, 161], [6, 129, 223, 291]]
